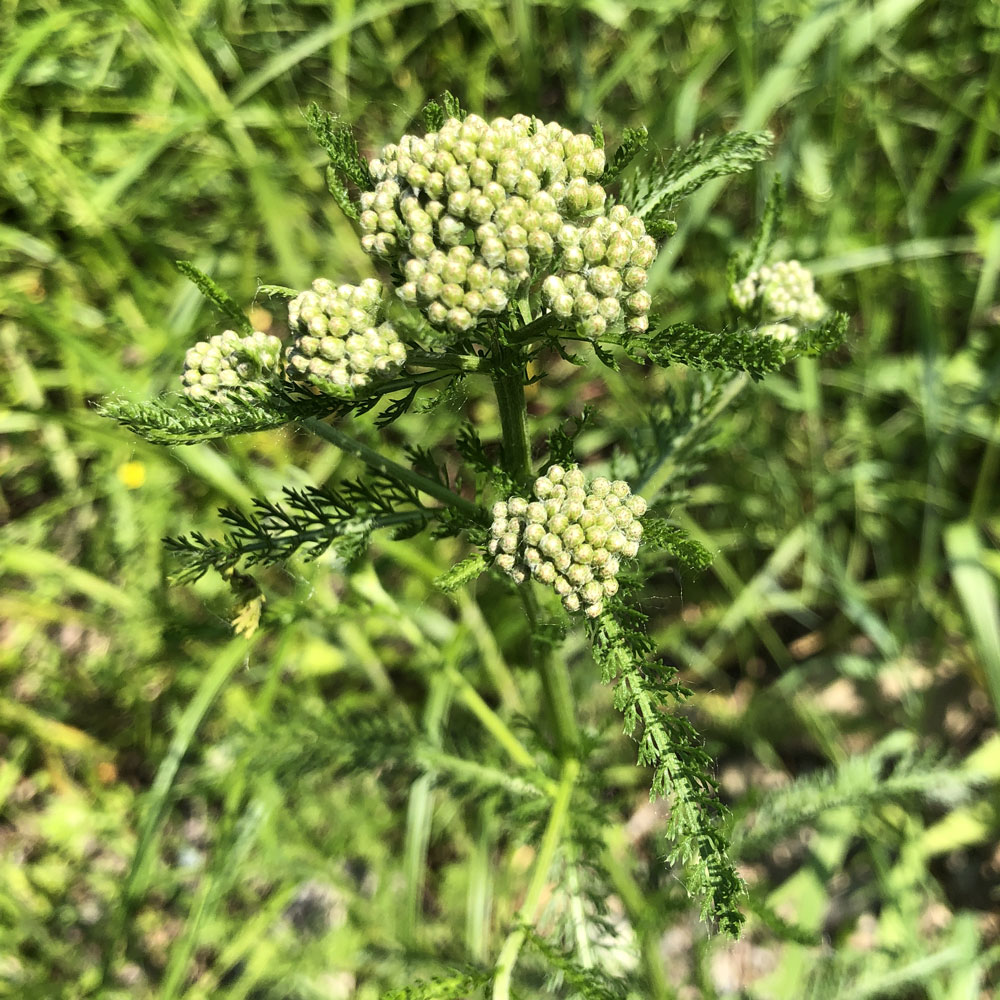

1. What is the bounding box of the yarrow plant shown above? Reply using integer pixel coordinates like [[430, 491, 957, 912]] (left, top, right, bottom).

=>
[[104, 93, 847, 996]]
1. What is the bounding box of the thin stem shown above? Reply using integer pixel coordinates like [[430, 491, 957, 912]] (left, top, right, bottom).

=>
[[636, 372, 749, 503], [521, 589, 580, 758], [601, 828, 673, 1000], [407, 350, 489, 372], [300, 416, 482, 520], [442, 662, 557, 797], [492, 758, 579, 1000]]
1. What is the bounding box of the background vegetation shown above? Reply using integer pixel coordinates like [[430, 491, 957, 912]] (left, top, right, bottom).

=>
[[2, 0, 999, 996]]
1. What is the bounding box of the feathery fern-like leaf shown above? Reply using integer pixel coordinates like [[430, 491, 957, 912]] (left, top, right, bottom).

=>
[[590, 601, 746, 936], [165, 476, 432, 581], [624, 131, 772, 222], [98, 389, 343, 445], [625, 322, 785, 380], [175, 260, 253, 335], [601, 125, 648, 185]]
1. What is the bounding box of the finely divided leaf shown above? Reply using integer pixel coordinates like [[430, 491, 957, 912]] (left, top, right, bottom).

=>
[[381, 973, 489, 1000], [625, 322, 785, 380], [304, 102, 372, 219], [98, 390, 344, 445], [175, 260, 253, 334], [525, 930, 628, 999], [591, 607, 746, 936], [601, 125, 648, 185], [643, 519, 714, 570], [441, 91, 466, 121], [166, 477, 430, 582], [747, 175, 785, 273], [793, 311, 848, 357], [628, 131, 772, 218], [434, 553, 487, 593], [422, 97, 445, 132]]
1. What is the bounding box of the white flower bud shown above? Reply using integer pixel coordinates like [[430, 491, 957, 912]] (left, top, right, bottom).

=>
[[539, 533, 562, 557], [525, 523, 545, 545], [626, 494, 647, 517], [527, 501, 547, 522], [496, 554, 516, 573]]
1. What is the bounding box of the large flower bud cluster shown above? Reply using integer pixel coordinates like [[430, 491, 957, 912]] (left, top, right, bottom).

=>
[[181, 330, 283, 403], [359, 114, 653, 337], [488, 464, 647, 618], [285, 278, 407, 395], [731, 259, 826, 327]]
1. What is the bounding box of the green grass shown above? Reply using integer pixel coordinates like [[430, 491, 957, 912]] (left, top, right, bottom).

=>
[[1, 0, 999, 996]]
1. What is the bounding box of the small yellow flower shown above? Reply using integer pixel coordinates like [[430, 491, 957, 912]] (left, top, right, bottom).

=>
[[117, 461, 146, 489]]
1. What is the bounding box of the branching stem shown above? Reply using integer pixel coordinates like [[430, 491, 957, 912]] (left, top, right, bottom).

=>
[[407, 350, 488, 372], [636, 371, 749, 502], [442, 662, 556, 797], [300, 416, 481, 520]]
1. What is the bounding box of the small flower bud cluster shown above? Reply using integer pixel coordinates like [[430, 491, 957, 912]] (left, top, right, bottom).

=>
[[488, 464, 647, 618], [359, 114, 654, 337], [285, 278, 407, 395], [540, 204, 656, 336], [181, 329, 283, 403], [731, 259, 826, 327]]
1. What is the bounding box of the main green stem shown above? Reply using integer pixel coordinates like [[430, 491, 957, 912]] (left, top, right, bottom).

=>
[[491, 342, 533, 484], [488, 347, 583, 995], [490, 352, 580, 755]]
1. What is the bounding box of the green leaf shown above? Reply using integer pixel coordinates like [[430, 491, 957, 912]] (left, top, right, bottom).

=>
[[441, 90, 466, 121], [255, 284, 299, 300], [325, 165, 359, 220], [304, 101, 372, 194], [590, 605, 746, 936], [628, 130, 772, 217], [381, 972, 488, 1000], [747, 174, 785, 273], [792, 310, 849, 358], [434, 553, 487, 593], [422, 97, 445, 132], [645, 217, 678, 240], [175, 260, 252, 334], [643, 519, 714, 570], [600, 125, 648, 184], [626, 322, 785, 380], [945, 520, 1000, 715], [98, 389, 343, 445], [525, 930, 627, 999]]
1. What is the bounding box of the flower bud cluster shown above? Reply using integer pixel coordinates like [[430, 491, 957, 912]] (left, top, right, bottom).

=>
[[539, 204, 656, 336], [285, 278, 407, 395], [488, 464, 647, 618], [359, 114, 654, 337], [181, 329, 283, 403], [731, 259, 826, 328]]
